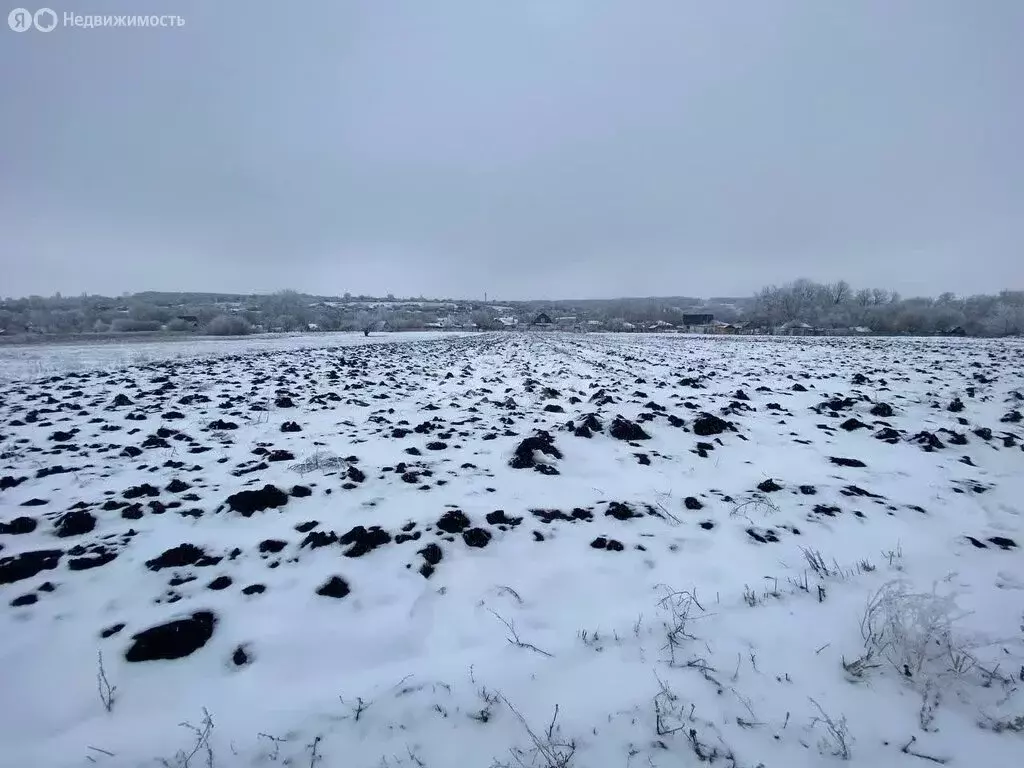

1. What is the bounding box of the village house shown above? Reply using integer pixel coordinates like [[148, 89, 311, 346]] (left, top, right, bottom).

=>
[[531, 312, 553, 329], [681, 313, 715, 333]]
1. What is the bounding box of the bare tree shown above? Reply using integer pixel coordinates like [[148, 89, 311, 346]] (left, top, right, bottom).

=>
[[471, 310, 498, 331], [356, 310, 383, 336], [828, 280, 851, 305]]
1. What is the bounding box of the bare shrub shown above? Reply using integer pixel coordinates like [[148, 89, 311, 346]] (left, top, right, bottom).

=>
[[205, 314, 253, 336], [731, 493, 779, 522], [290, 451, 345, 475], [655, 586, 705, 665], [96, 650, 117, 713], [652, 672, 691, 736], [979, 714, 1024, 733], [499, 696, 576, 768], [857, 580, 975, 684], [157, 708, 215, 768], [809, 698, 852, 760]]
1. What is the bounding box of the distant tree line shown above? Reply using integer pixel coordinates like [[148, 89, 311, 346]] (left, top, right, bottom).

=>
[[749, 279, 1024, 336], [0, 291, 437, 338], [0, 283, 1020, 340]]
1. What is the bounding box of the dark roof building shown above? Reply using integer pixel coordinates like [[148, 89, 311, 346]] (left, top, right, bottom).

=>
[[532, 312, 553, 325], [682, 313, 714, 326]]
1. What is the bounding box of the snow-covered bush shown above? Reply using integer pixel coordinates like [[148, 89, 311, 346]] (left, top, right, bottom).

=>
[[205, 314, 253, 336], [850, 580, 976, 685]]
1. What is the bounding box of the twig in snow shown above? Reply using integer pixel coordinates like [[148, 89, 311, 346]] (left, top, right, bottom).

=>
[[801, 547, 833, 578], [470, 687, 502, 723], [500, 694, 576, 768], [653, 672, 687, 736], [258, 733, 288, 761], [653, 499, 683, 526], [808, 698, 852, 760], [496, 585, 524, 604], [158, 708, 215, 768], [899, 736, 949, 764], [489, 609, 553, 657], [96, 651, 117, 713], [306, 735, 323, 767], [340, 696, 373, 722]]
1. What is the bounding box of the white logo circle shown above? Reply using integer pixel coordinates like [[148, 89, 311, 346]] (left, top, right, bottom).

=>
[[34, 7, 57, 31], [8, 7, 33, 31]]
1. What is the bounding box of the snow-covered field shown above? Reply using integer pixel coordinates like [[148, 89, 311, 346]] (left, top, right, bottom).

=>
[[1, 332, 1022, 768], [0, 331, 466, 383]]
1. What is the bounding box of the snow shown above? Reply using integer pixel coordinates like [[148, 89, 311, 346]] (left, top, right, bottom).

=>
[[0, 331, 466, 383], [1, 332, 1022, 768]]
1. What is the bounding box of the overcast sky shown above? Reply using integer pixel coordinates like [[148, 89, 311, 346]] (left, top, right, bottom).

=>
[[1, 0, 1021, 300]]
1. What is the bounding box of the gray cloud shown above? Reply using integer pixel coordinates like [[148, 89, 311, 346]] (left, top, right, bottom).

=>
[[2, 0, 1022, 299]]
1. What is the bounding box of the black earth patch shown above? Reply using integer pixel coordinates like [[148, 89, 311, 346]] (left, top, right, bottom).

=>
[[124, 483, 160, 499], [693, 413, 734, 437], [146, 544, 222, 571], [462, 528, 492, 548], [436, 510, 471, 534], [0, 550, 62, 585], [532, 508, 593, 524], [339, 525, 391, 557], [419, 543, 443, 567], [830, 457, 866, 468], [316, 576, 350, 598], [510, 431, 562, 470], [486, 510, 523, 526], [208, 576, 233, 590], [226, 485, 289, 516], [0, 516, 37, 535], [125, 611, 217, 662], [0, 476, 28, 491], [746, 528, 780, 544], [610, 416, 650, 441], [54, 510, 96, 538], [301, 530, 338, 549], [988, 536, 1017, 550], [101, 623, 125, 638], [874, 428, 901, 443], [68, 550, 118, 570], [232, 644, 253, 667], [606, 502, 644, 521]]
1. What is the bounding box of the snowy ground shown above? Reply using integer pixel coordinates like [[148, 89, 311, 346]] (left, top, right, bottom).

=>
[[0, 331, 465, 383], [1, 332, 1022, 768]]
